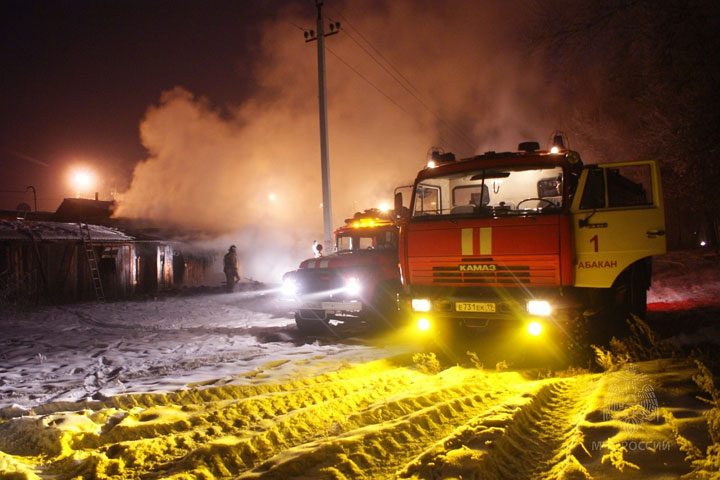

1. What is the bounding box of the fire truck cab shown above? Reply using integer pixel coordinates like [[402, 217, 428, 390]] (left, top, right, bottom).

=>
[[398, 140, 666, 341], [282, 210, 402, 334]]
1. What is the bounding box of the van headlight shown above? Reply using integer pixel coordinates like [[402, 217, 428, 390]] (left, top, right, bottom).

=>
[[345, 277, 362, 296], [282, 278, 298, 297]]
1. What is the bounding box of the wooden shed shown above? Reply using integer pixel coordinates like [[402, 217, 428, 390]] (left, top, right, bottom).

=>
[[0, 220, 135, 304], [132, 237, 217, 295]]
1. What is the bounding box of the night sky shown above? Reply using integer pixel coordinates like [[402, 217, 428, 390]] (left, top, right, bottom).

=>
[[1, 0, 295, 210]]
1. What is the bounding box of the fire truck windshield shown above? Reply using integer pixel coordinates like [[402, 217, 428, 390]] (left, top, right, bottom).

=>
[[412, 166, 564, 219]]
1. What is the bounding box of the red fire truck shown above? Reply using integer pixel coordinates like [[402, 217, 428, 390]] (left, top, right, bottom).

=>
[[282, 209, 402, 334], [396, 137, 666, 344]]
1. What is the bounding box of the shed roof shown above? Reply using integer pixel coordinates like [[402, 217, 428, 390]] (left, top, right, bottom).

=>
[[0, 220, 134, 242]]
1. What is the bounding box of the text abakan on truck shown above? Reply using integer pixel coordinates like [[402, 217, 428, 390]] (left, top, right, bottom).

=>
[[396, 137, 666, 345], [282, 209, 403, 334]]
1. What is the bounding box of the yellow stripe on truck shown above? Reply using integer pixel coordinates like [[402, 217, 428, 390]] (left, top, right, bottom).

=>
[[461, 228, 473, 255], [479, 227, 492, 255]]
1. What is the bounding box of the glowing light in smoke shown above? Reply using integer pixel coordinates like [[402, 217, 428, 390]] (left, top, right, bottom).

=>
[[379, 202, 390, 212], [268, 193, 276, 201], [69, 168, 96, 197]]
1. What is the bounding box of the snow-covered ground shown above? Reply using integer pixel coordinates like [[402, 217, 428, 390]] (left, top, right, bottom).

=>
[[648, 248, 720, 308], [0, 249, 719, 479], [0, 286, 412, 414]]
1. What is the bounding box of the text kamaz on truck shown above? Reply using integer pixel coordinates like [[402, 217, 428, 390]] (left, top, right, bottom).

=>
[[282, 210, 402, 334], [396, 138, 666, 344]]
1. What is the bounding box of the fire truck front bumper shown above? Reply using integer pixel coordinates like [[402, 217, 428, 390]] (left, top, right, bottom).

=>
[[403, 290, 582, 336]]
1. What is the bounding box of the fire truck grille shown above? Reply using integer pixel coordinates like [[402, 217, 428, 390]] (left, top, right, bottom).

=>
[[433, 265, 530, 284], [409, 256, 560, 287], [296, 275, 342, 295]]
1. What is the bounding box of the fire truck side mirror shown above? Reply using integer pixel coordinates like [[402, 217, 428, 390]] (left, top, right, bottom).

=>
[[394, 192, 403, 215]]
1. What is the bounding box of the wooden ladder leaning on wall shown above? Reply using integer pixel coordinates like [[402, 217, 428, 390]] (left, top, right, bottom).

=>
[[78, 222, 105, 302]]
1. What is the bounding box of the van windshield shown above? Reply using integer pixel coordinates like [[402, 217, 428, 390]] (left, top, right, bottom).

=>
[[412, 166, 564, 219], [336, 230, 398, 253]]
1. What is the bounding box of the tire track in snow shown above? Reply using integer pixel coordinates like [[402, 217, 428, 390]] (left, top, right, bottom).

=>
[[400, 375, 600, 480], [237, 368, 531, 479], [477, 377, 600, 480], [5, 359, 421, 479], [0, 357, 602, 480], [131, 365, 425, 477]]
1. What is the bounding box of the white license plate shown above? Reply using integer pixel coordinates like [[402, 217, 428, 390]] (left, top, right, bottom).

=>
[[455, 302, 496, 313]]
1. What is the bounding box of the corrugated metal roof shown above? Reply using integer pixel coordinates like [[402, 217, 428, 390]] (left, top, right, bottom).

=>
[[0, 220, 134, 242]]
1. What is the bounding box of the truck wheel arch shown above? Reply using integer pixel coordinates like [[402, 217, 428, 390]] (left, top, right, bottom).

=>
[[610, 257, 652, 290], [610, 257, 651, 320]]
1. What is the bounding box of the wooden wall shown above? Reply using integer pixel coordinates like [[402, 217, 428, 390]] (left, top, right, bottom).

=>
[[0, 241, 135, 304]]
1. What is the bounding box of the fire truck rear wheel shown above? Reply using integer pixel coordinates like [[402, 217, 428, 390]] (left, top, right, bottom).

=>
[[295, 312, 331, 335]]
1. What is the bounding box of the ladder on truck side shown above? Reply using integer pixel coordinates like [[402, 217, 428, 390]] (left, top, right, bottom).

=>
[[78, 222, 105, 302]]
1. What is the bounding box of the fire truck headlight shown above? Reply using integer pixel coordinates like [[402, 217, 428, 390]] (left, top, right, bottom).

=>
[[345, 277, 362, 296], [527, 300, 552, 316], [527, 321, 543, 336], [282, 278, 298, 297], [411, 298, 431, 312], [417, 317, 431, 331]]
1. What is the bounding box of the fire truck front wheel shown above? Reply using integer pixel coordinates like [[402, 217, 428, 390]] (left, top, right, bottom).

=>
[[295, 312, 331, 335]]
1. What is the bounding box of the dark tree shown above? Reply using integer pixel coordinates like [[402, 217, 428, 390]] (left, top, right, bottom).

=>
[[530, 0, 720, 249]]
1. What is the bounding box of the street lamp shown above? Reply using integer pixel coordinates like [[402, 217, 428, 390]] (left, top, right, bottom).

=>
[[69, 168, 96, 198]]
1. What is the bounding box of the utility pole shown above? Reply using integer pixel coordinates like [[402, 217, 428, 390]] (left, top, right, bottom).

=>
[[304, 1, 340, 254]]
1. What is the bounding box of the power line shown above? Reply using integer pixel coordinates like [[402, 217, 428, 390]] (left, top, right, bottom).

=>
[[3, 147, 50, 167], [325, 46, 411, 116], [288, 21, 306, 32], [327, 8, 419, 95], [340, 28, 476, 151], [325, 47, 460, 152], [327, 7, 478, 152]]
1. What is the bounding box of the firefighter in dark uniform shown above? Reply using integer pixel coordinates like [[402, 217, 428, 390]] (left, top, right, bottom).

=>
[[223, 245, 240, 292]]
